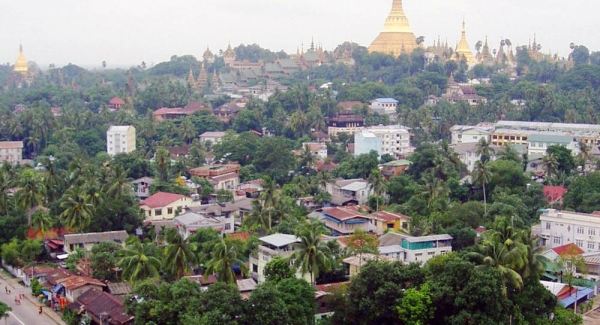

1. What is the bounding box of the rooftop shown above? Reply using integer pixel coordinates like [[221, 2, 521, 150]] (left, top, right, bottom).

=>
[[369, 211, 410, 222], [139, 192, 186, 208], [0, 141, 24, 149], [373, 98, 399, 103], [107, 125, 133, 133], [58, 275, 106, 290], [259, 233, 300, 247], [63, 231, 128, 245], [322, 206, 365, 221], [552, 243, 584, 256], [402, 234, 453, 243]]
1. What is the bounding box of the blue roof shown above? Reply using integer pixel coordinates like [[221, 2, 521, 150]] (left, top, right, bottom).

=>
[[559, 287, 594, 307], [374, 98, 399, 103]]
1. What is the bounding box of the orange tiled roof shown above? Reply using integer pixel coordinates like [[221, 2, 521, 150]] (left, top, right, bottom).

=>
[[139, 192, 186, 208]]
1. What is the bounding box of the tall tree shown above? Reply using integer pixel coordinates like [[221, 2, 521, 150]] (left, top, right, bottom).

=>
[[367, 168, 388, 211], [59, 188, 93, 232], [472, 160, 492, 215], [16, 169, 45, 225], [163, 228, 197, 278], [205, 240, 247, 284], [290, 228, 331, 286], [118, 241, 161, 284], [476, 138, 495, 163]]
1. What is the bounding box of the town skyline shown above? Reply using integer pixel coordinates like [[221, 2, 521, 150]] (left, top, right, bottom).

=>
[[1, 0, 598, 67]]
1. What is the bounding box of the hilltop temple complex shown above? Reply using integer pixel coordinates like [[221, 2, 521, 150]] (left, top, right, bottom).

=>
[[368, 0, 419, 56]]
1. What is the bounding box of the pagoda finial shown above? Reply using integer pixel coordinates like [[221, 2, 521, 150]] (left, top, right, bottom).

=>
[[311, 37, 315, 51], [19, 43, 23, 53]]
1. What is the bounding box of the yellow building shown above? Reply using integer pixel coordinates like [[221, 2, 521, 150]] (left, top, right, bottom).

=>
[[368, 0, 418, 56], [454, 20, 476, 66], [368, 211, 410, 235], [139, 192, 193, 221]]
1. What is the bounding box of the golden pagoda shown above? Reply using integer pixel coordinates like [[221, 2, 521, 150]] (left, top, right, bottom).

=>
[[211, 70, 219, 89], [454, 20, 476, 66], [14, 44, 28, 75], [187, 68, 197, 88], [203, 46, 215, 64], [223, 43, 236, 66], [197, 62, 208, 91], [368, 0, 418, 56]]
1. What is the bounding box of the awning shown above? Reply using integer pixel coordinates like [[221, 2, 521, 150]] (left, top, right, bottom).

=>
[[559, 288, 594, 307], [41, 290, 52, 297], [542, 273, 557, 281], [47, 242, 58, 249], [57, 254, 69, 260]]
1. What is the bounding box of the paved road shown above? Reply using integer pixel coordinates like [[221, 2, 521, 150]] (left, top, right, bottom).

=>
[[0, 275, 65, 325]]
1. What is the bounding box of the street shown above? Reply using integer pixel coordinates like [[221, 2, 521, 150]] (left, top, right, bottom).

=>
[[0, 273, 65, 325]]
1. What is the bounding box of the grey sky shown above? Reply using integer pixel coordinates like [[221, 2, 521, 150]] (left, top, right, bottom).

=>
[[1, 0, 597, 68]]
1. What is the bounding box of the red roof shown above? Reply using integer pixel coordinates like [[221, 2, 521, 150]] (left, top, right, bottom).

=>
[[58, 275, 106, 290], [368, 211, 410, 222], [552, 243, 584, 256], [323, 206, 365, 221], [543, 186, 568, 204], [228, 232, 252, 241], [109, 97, 125, 105], [72, 288, 133, 324], [23, 266, 55, 277], [139, 192, 186, 208]]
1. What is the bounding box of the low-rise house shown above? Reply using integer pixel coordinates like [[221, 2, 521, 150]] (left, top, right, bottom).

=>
[[369, 98, 398, 115], [314, 160, 338, 173], [449, 124, 494, 144], [199, 131, 227, 144], [189, 164, 240, 191], [190, 197, 254, 227], [237, 278, 258, 300], [380, 160, 411, 180], [173, 211, 234, 239], [131, 177, 154, 199], [153, 106, 202, 121], [377, 232, 453, 265], [58, 276, 107, 302], [325, 179, 373, 206], [108, 97, 125, 111], [0, 141, 23, 165], [368, 211, 410, 235], [166, 145, 191, 160], [186, 274, 218, 290], [250, 233, 311, 284], [343, 253, 397, 277], [213, 102, 243, 123], [541, 281, 594, 309], [527, 133, 580, 156], [69, 288, 134, 325], [451, 142, 501, 172], [106, 282, 132, 298], [543, 185, 568, 207], [327, 111, 365, 137], [301, 142, 328, 160], [63, 231, 128, 254], [539, 209, 600, 252], [321, 206, 370, 235], [139, 192, 193, 221], [23, 266, 55, 287]]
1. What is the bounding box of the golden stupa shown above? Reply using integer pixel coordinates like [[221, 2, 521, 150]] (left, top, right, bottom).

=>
[[368, 0, 418, 56], [14, 44, 28, 75], [454, 20, 476, 66]]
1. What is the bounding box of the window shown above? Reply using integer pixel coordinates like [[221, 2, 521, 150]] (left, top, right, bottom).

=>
[[589, 242, 596, 250], [577, 226, 585, 234], [401, 222, 408, 229], [576, 240, 584, 247], [590, 228, 596, 236], [553, 236, 561, 244], [225, 223, 231, 230], [415, 253, 423, 261], [167, 208, 173, 215], [154, 209, 162, 216], [545, 222, 551, 229], [440, 251, 448, 255], [428, 252, 435, 256], [262, 255, 270, 262]]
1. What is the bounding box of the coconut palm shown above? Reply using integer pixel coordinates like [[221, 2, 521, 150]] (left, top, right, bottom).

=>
[[31, 210, 53, 236], [288, 111, 309, 138], [542, 152, 558, 184], [118, 242, 161, 283], [497, 144, 522, 164], [0, 169, 12, 215], [290, 229, 331, 286], [163, 228, 197, 277], [59, 188, 93, 232], [472, 160, 492, 215], [15, 169, 45, 225], [205, 240, 248, 284], [105, 165, 132, 199], [299, 144, 317, 172], [40, 157, 65, 202], [179, 118, 196, 144], [245, 200, 271, 231], [419, 171, 449, 208], [260, 176, 277, 209], [476, 138, 495, 163], [472, 240, 524, 295], [367, 169, 387, 211], [578, 141, 593, 175]]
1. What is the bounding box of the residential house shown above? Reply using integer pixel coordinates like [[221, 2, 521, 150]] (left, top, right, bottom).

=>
[[106, 282, 132, 298], [166, 145, 191, 160], [541, 281, 594, 309], [237, 278, 258, 300], [354, 125, 413, 159], [190, 197, 254, 227], [69, 288, 134, 325], [314, 160, 339, 173], [199, 131, 227, 144], [106, 126, 136, 156], [325, 179, 373, 206], [173, 211, 234, 239], [539, 209, 600, 253], [250, 233, 311, 284], [442, 77, 487, 106], [343, 254, 397, 277], [321, 206, 370, 235], [451, 142, 501, 172], [108, 97, 125, 111], [189, 164, 240, 191], [315, 291, 335, 322], [377, 232, 453, 265], [186, 274, 218, 291], [63, 231, 128, 254], [368, 211, 410, 235], [301, 142, 328, 160], [354, 132, 381, 158], [131, 177, 154, 199], [139, 192, 192, 221], [449, 124, 494, 144], [23, 266, 55, 287], [213, 102, 243, 123], [58, 276, 107, 302], [369, 98, 399, 115], [380, 160, 411, 180], [543, 186, 568, 207], [327, 111, 365, 137], [153, 106, 202, 121], [527, 133, 580, 156], [0, 141, 23, 165]]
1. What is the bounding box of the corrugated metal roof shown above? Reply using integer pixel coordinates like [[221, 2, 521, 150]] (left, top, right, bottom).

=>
[[259, 233, 299, 247]]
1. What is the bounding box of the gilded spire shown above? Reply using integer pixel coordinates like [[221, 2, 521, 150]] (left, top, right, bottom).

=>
[[368, 0, 418, 56], [14, 44, 28, 74], [455, 19, 476, 66]]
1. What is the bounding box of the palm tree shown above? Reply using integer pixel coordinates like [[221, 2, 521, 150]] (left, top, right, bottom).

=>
[[497, 144, 522, 164], [0, 302, 12, 325], [367, 169, 387, 211], [41, 157, 65, 202], [118, 242, 161, 283], [542, 153, 558, 184], [476, 138, 495, 163], [315, 171, 334, 190], [260, 176, 277, 209], [163, 228, 197, 278], [205, 240, 248, 284], [154, 147, 171, 182], [299, 144, 316, 172], [472, 240, 524, 295], [472, 160, 492, 215], [105, 165, 132, 199], [290, 229, 331, 286], [578, 141, 593, 175], [0, 169, 12, 215], [31, 210, 53, 236], [179, 118, 196, 144], [16, 169, 45, 225], [289, 111, 308, 138], [59, 188, 93, 232], [419, 171, 449, 208]]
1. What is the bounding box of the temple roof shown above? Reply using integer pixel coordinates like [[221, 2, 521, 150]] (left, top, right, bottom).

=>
[[368, 0, 418, 56], [14, 44, 28, 74], [455, 20, 476, 65]]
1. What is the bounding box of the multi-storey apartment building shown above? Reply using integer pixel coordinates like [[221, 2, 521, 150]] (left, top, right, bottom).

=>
[[107, 125, 136, 156], [354, 125, 412, 159], [0, 141, 23, 165], [539, 209, 600, 253], [250, 233, 311, 284]]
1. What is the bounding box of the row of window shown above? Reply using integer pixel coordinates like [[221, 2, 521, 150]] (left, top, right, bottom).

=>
[[575, 240, 597, 250], [545, 222, 597, 236]]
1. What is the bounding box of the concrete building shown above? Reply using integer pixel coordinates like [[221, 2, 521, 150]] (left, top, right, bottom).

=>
[[327, 111, 365, 137], [173, 211, 234, 239], [0, 141, 23, 165], [377, 232, 453, 265], [301, 142, 328, 160], [63, 231, 128, 254], [354, 125, 412, 159], [354, 131, 381, 157], [321, 206, 371, 235], [449, 124, 494, 144], [527, 134, 580, 156], [189, 164, 240, 191], [539, 209, 600, 253], [369, 98, 398, 115], [367, 211, 410, 235], [325, 179, 373, 206], [250, 233, 311, 284], [139, 192, 193, 221], [106, 125, 136, 156], [199, 131, 227, 144], [451, 142, 501, 172]]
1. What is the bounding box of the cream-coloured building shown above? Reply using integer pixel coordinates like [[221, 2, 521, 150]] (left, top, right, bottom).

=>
[[250, 233, 311, 284], [450, 124, 494, 144], [107, 125, 136, 156], [355, 125, 412, 159], [139, 192, 193, 221], [539, 209, 600, 253], [63, 231, 128, 254], [0, 141, 23, 165]]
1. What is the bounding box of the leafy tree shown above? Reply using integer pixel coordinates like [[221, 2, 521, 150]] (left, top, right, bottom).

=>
[[276, 278, 316, 325], [547, 145, 576, 175], [91, 241, 122, 281], [397, 283, 434, 325], [163, 228, 197, 278], [264, 256, 295, 283], [243, 284, 291, 325], [563, 172, 600, 212], [60, 188, 93, 232], [0, 301, 11, 325]]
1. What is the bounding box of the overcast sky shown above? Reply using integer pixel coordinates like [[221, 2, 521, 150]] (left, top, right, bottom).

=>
[[1, 0, 597, 68]]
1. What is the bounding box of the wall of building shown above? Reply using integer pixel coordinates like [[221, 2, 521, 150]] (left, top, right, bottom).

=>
[[141, 197, 193, 221], [540, 209, 600, 253]]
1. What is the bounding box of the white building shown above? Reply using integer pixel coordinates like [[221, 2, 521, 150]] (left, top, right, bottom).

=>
[[199, 131, 227, 144], [250, 233, 311, 284], [449, 124, 494, 144], [355, 125, 412, 159], [173, 211, 234, 239], [369, 98, 398, 115], [539, 209, 600, 253], [450, 142, 501, 172], [325, 179, 373, 206], [354, 131, 381, 157], [377, 232, 453, 265], [0, 141, 23, 165], [527, 134, 580, 157], [301, 142, 328, 160], [107, 125, 136, 156]]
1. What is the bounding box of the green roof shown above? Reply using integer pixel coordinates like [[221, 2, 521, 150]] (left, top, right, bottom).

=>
[[382, 160, 411, 167], [528, 134, 572, 144]]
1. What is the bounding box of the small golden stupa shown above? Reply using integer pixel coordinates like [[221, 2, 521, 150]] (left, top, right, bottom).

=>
[[14, 44, 28, 75], [368, 0, 418, 56]]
